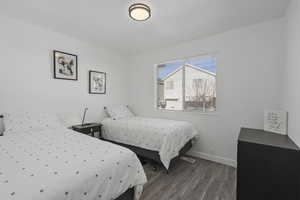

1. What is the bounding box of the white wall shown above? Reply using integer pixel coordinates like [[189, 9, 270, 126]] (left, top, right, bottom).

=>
[[128, 19, 285, 166], [0, 13, 288, 165], [283, 0, 300, 147], [0, 15, 130, 123]]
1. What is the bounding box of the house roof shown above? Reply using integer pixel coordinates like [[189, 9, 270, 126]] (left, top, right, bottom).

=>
[[162, 64, 216, 81]]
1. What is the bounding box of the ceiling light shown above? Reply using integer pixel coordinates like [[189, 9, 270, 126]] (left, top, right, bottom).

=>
[[129, 3, 151, 21]]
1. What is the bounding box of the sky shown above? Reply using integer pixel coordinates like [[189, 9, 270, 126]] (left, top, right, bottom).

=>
[[158, 57, 216, 79]]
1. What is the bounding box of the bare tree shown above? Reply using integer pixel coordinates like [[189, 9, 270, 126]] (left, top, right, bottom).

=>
[[192, 78, 215, 111]]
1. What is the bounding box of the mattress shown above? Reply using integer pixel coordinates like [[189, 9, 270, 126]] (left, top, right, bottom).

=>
[[101, 117, 197, 169], [0, 128, 147, 200]]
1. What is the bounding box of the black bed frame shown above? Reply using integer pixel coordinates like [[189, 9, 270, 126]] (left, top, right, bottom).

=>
[[116, 188, 134, 200], [0, 115, 3, 136], [113, 140, 192, 200], [104, 138, 193, 172]]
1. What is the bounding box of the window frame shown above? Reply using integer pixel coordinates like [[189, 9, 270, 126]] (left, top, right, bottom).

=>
[[154, 53, 218, 113], [165, 80, 174, 90]]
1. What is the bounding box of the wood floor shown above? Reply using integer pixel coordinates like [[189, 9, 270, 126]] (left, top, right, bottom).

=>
[[141, 157, 236, 200]]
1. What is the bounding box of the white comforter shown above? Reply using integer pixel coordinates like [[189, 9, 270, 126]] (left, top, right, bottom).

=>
[[0, 128, 147, 200], [101, 117, 197, 169]]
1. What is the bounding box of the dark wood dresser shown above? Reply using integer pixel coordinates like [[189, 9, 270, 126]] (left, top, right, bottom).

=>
[[237, 128, 300, 200]]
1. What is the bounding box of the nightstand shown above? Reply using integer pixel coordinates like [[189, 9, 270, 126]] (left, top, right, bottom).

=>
[[71, 123, 102, 139]]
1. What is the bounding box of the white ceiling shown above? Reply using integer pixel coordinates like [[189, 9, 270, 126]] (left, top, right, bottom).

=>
[[0, 0, 290, 55]]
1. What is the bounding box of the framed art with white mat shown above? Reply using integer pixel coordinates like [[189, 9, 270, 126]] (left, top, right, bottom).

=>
[[53, 50, 78, 80], [264, 110, 288, 135], [89, 70, 106, 94]]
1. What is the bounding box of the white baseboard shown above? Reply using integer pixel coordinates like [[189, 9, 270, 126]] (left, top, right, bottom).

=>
[[186, 150, 237, 168]]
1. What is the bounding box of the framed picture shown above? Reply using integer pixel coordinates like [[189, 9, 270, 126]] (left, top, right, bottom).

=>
[[89, 70, 106, 94], [264, 110, 288, 135], [53, 50, 78, 80]]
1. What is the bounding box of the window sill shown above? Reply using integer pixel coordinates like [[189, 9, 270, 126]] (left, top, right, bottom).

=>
[[155, 108, 219, 116]]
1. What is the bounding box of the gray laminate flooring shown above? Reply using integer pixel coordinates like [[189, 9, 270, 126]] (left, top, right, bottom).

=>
[[141, 157, 236, 200]]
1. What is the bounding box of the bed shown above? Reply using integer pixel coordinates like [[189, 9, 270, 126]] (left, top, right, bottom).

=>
[[0, 113, 147, 200], [102, 106, 197, 170]]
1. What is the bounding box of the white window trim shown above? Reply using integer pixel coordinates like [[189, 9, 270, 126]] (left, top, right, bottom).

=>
[[154, 51, 219, 114]]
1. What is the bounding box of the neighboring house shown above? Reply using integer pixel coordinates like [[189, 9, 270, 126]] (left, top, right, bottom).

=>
[[159, 64, 216, 110], [157, 79, 165, 107]]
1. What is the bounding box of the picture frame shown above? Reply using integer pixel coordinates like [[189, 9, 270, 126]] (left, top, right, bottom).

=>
[[89, 70, 106, 94], [264, 110, 288, 135], [53, 50, 78, 80]]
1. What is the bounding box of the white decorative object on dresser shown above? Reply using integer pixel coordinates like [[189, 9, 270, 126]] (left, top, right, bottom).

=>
[[264, 110, 288, 135]]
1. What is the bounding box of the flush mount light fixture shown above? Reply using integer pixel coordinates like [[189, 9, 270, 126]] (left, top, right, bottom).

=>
[[129, 3, 151, 21]]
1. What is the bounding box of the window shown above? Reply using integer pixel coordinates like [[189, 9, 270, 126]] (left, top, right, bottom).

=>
[[156, 55, 216, 112], [166, 81, 174, 90]]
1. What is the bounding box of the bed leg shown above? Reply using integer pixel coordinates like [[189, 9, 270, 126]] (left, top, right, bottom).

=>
[[152, 165, 158, 171]]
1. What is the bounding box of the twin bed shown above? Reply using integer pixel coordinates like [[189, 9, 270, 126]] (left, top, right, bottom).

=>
[[101, 116, 196, 170], [0, 107, 197, 200]]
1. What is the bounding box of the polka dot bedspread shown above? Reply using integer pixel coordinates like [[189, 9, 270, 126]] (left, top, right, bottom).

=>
[[0, 128, 147, 200]]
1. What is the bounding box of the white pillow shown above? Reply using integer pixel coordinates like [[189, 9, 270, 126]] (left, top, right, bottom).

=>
[[105, 105, 135, 120], [4, 112, 63, 134]]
